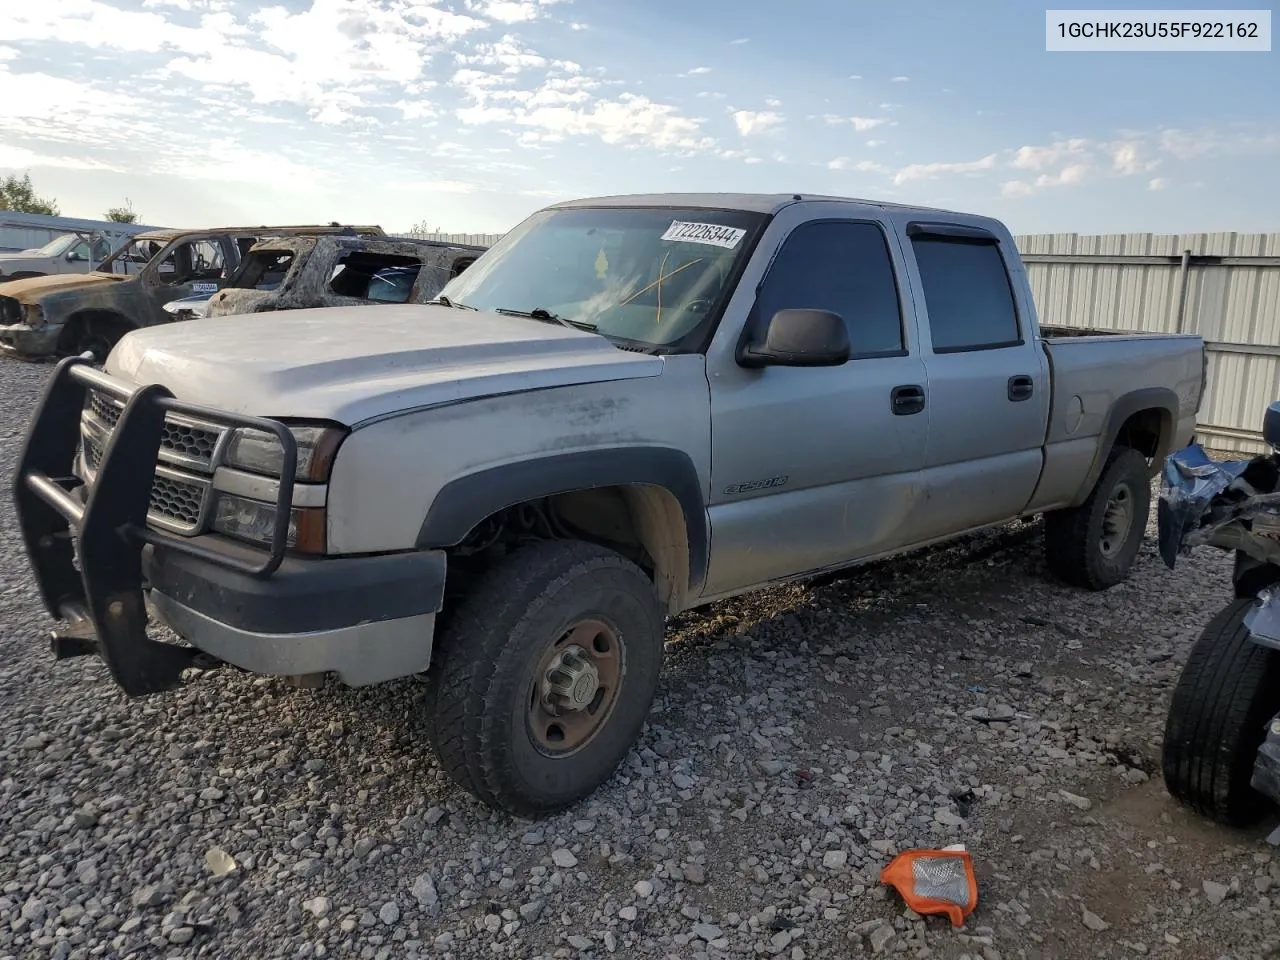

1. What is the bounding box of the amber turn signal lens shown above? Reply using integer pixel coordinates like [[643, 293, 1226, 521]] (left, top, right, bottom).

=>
[[879, 848, 978, 928]]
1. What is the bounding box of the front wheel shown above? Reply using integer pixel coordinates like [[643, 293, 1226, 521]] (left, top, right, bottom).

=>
[[424, 539, 665, 817], [1163, 598, 1280, 826], [1044, 445, 1151, 590]]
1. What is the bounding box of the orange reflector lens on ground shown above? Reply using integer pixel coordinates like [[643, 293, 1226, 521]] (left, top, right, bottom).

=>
[[879, 848, 978, 928]]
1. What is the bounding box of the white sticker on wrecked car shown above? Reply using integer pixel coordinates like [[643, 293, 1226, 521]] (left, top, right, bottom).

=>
[[660, 221, 746, 249], [190, 283, 218, 294]]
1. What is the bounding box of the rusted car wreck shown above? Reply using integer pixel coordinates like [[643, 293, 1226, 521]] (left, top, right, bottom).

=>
[[204, 234, 488, 318]]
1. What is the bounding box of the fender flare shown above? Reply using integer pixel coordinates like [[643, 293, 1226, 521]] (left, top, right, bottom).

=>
[[416, 447, 709, 594], [1071, 386, 1179, 507]]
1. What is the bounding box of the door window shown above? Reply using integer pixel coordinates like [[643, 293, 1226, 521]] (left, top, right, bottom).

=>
[[752, 220, 905, 358], [910, 236, 1021, 353]]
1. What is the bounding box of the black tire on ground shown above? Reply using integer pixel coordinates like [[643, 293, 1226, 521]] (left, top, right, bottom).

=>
[[424, 539, 665, 817], [1044, 445, 1150, 590], [1162, 598, 1280, 826]]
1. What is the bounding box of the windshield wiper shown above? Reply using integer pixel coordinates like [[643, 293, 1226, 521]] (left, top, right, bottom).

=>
[[425, 295, 478, 310], [495, 307, 597, 332]]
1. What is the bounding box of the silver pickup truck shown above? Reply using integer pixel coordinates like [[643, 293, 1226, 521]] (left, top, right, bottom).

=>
[[13, 193, 1206, 816]]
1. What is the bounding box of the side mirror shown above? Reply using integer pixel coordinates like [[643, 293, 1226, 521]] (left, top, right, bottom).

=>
[[738, 308, 850, 368], [66, 250, 83, 262]]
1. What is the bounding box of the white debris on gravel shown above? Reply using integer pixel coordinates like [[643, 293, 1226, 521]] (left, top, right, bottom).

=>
[[2, 358, 1280, 959]]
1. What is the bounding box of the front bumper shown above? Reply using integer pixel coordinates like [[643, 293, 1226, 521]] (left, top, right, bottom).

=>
[[13, 357, 445, 696], [0, 321, 60, 359]]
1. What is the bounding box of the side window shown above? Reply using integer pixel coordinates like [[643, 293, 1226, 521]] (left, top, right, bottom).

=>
[[752, 220, 904, 358], [69, 239, 91, 261], [327, 252, 423, 302], [910, 236, 1020, 353]]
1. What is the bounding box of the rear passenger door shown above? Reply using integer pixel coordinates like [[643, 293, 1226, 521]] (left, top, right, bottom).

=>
[[899, 221, 1050, 538]]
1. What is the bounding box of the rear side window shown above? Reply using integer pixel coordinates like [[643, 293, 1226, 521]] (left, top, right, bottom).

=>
[[327, 252, 423, 302], [911, 236, 1021, 353], [752, 220, 904, 358]]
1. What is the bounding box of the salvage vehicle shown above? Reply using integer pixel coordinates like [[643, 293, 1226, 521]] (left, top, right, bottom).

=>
[[204, 234, 487, 318], [13, 193, 1206, 817], [0, 229, 138, 282], [1158, 417, 1280, 826], [0, 224, 384, 362]]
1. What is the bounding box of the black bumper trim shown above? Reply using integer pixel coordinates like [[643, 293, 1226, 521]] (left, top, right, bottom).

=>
[[143, 541, 446, 634]]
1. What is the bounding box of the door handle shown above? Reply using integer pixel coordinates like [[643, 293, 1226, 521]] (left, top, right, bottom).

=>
[[890, 384, 926, 416], [1008, 375, 1034, 402]]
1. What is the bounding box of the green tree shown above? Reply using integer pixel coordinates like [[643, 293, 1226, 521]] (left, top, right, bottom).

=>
[[0, 173, 60, 216], [104, 198, 139, 223]]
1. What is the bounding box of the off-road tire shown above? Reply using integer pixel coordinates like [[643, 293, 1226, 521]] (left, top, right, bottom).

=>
[[424, 539, 665, 817], [1162, 598, 1280, 826], [1044, 446, 1150, 590]]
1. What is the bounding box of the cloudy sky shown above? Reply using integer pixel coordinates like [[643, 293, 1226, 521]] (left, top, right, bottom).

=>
[[2, 0, 1277, 235]]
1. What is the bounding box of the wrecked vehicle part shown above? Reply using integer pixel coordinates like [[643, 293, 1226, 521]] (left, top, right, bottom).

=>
[[1252, 709, 1280, 807], [163, 294, 213, 323], [0, 224, 387, 362], [205, 235, 487, 319], [1156, 439, 1280, 569]]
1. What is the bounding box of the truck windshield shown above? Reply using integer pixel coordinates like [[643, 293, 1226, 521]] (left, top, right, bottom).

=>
[[31, 234, 79, 257], [98, 236, 168, 275], [436, 206, 766, 350]]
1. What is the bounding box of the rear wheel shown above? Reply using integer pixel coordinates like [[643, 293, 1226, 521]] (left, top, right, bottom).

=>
[[1044, 446, 1150, 590], [424, 539, 665, 817], [1163, 598, 1280, 826]]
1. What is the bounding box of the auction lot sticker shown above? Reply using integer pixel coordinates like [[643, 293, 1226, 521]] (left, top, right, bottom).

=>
[[661, 221, 747, 249]]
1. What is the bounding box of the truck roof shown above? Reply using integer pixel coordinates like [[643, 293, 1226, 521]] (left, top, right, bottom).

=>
[[129, 225, 386, 242], [548, 192, 977, 219]]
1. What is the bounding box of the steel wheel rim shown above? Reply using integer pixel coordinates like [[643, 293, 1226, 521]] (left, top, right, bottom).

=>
[[528, 618, 624, 758], [1099, 481, 1134, 558]]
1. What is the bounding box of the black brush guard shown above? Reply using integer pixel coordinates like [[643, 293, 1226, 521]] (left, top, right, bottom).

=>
[[13, 357, 298, 696]]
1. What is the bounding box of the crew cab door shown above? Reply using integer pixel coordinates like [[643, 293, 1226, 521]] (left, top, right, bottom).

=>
[[895, 220, 1050, 539], [702, 206, 930, 598]]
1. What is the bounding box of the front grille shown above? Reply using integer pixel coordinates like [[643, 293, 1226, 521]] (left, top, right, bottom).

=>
[[86, 390, 222, 470], [80, 388, 224, 536], [149, 475, 207, 528]]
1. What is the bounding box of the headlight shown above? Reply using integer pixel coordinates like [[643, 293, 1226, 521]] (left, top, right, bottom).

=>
[[223, 423, 346, 481], [211, 493, 326, 553]]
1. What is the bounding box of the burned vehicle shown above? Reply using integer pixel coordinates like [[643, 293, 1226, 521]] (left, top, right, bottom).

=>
[[1159, 413, 1280, 826], [204, 234, 487, 318], [0, 224, 384, 362]]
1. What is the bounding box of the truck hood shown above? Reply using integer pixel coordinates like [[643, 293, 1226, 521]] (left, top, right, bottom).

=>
[[106, 303, 664, 425], [0, 272, 116, 302]]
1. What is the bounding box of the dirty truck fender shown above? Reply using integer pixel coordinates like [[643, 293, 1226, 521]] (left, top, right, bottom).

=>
[[1069, 386, 1180, 508], [415, 448, 710, 595]]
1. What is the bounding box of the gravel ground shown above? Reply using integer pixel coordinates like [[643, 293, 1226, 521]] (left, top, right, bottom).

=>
[[2, 357, 1279, 960]]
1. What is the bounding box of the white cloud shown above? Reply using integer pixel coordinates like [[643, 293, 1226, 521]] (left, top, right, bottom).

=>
[[891, 75, 909, 82], [467, 0, 561, 24], [1001, 163, 1092, 197], [893, 154, 998, 185], [0, 143, 124, 172], [848, 74, 863, 80], [732, 110, 783, 136], [827, 157, 887, 173], [866, 139, 885, 148], [569, 21, 588, 30], [1111, 140, 1158, 175], [680, 66, 712, 76], [730, 37, 749, 44], [1148, 177, 1171, 191], [764, 97, 782, 108], [1011, 138, 1090, 171]]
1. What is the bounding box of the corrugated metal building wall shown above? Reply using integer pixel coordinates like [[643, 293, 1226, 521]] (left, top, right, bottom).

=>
[[0, 211, 161, 254], [1015, 232, 1280, 454]]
